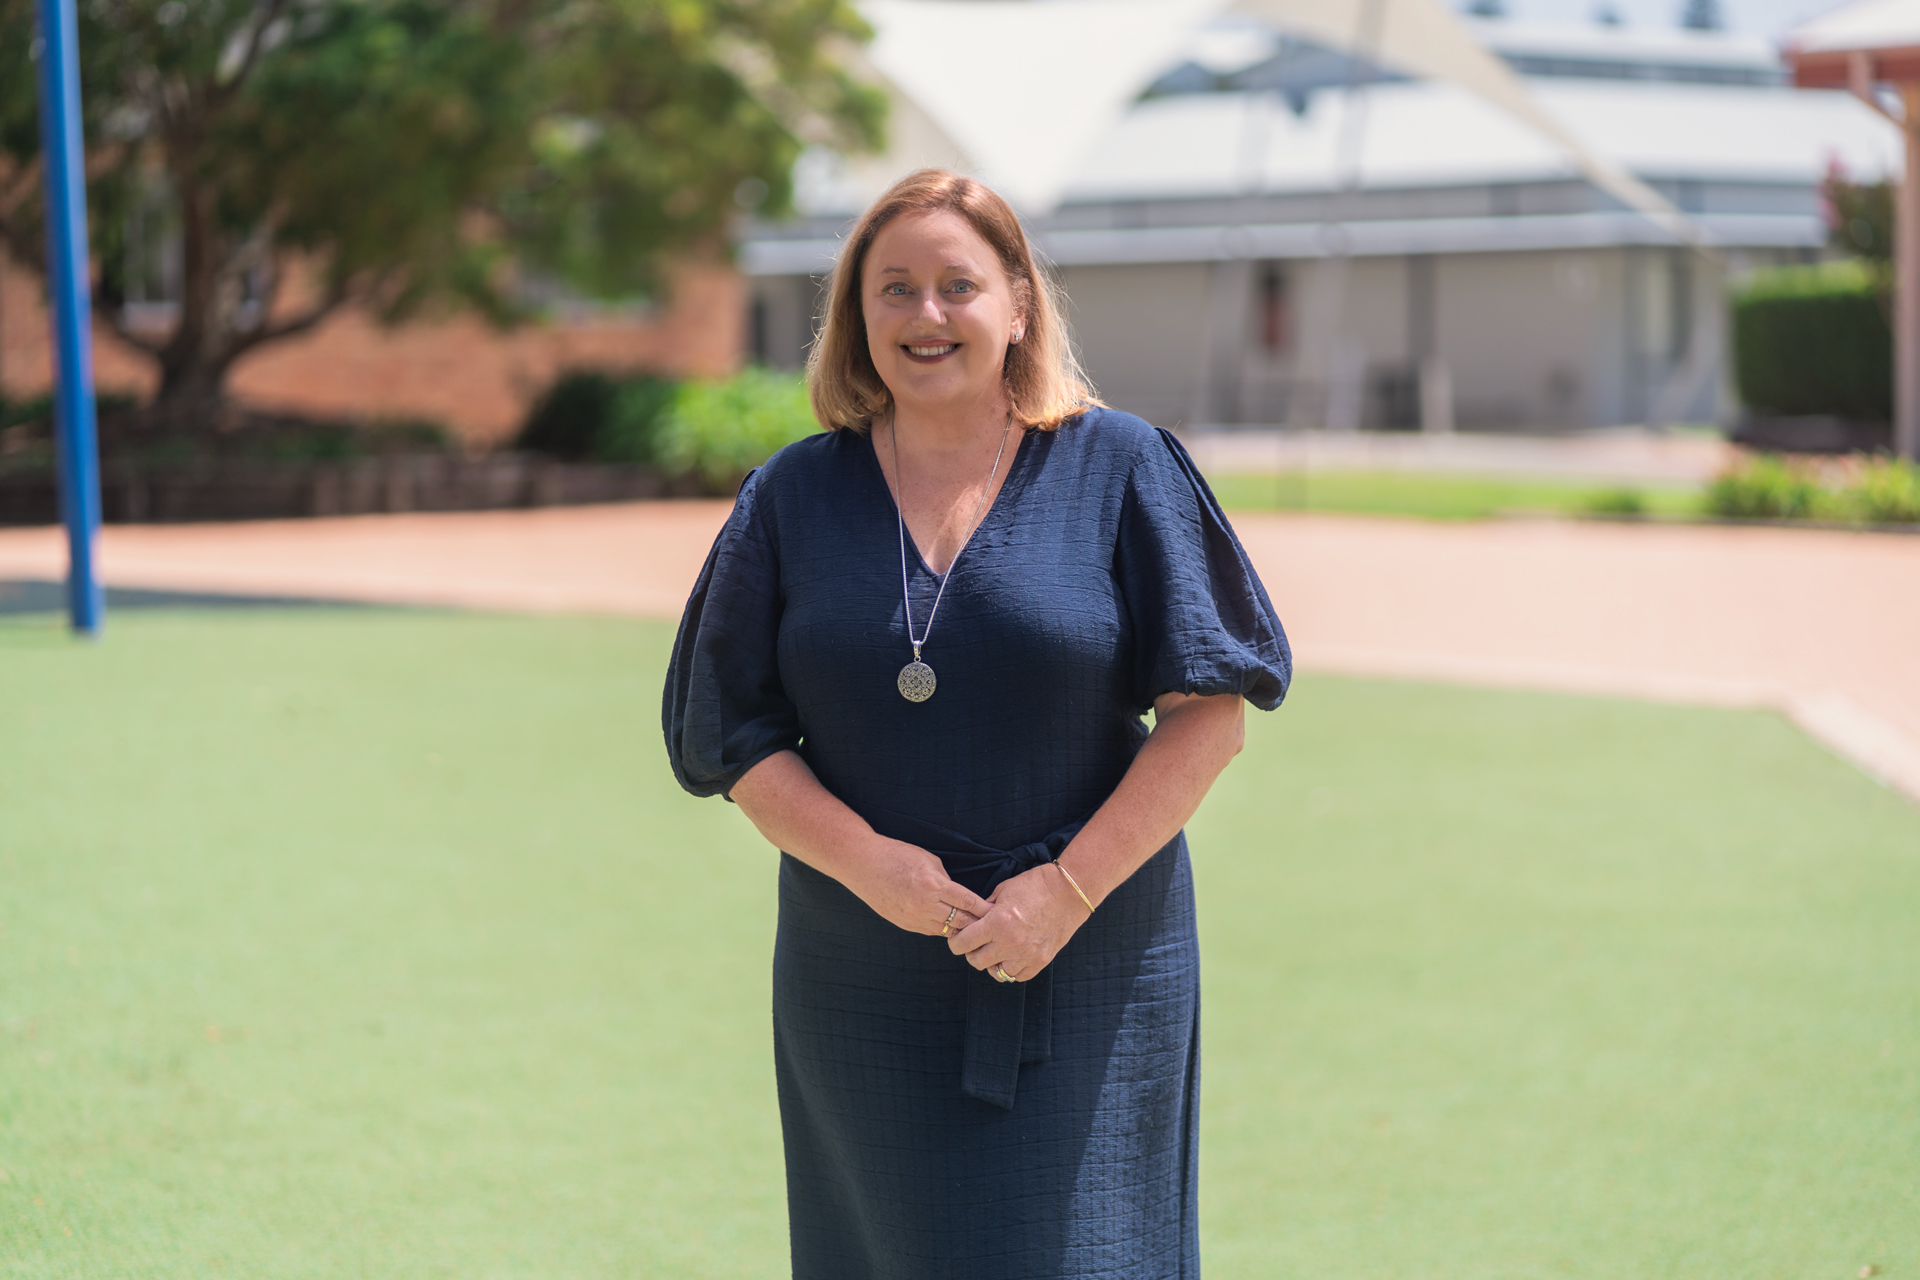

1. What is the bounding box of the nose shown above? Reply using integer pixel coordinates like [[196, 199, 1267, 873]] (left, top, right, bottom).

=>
[[916, 291, 946, 327]]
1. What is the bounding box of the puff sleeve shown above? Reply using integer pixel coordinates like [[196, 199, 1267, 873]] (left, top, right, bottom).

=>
[[1115, 428, 1292, 712], [662, 469, 802, 798]]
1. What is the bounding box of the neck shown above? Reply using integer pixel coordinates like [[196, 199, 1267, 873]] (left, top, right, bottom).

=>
[[888, 387, 1012, 452]]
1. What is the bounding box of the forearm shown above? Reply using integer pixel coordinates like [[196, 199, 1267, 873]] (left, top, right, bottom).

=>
[[731, 749, 992, 931], [730, 749, 882, 881], [1056, 693, 1245, 907]]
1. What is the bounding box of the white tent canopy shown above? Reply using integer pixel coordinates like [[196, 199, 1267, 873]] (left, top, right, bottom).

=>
[[847, 0, 1697, 241], [1226, 0, 1699, 242], [851, 0, 1220, 213]]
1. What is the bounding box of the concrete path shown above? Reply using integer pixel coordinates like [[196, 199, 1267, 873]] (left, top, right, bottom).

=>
[[2, 502, 1916, 801]]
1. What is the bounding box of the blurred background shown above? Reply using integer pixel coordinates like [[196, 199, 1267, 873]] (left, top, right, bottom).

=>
[[2, 0, 1919, 1274]]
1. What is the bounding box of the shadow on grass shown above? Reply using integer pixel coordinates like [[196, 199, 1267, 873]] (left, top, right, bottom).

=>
[[0, 578, 386, 618]]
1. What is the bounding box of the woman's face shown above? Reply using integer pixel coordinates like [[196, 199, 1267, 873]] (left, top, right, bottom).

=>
[[860, 209, 1025, 418]]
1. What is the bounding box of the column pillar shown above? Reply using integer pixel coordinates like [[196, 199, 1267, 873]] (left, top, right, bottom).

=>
[[1898, 84, 1920, 459]]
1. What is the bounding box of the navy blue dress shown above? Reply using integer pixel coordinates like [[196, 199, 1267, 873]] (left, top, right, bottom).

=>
[[663, 408, 1290, 1280]]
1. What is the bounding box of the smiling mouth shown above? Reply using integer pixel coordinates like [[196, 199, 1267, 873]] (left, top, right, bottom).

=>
[[904, 343, 957, 359]]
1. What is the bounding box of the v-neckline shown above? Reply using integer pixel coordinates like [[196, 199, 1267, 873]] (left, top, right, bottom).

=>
[[868, 425, 1030, 578]]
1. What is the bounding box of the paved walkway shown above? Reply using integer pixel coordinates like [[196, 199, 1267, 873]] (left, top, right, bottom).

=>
[[2, 502, 1916, 800]]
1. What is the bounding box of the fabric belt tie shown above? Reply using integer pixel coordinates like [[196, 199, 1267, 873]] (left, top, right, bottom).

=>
[[860, 808, 1086, 1111]]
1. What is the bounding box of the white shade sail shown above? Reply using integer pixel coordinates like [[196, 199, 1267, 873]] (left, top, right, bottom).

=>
[[849, 0, 1699, 245], [851, 0, 1221, 213], [1226, 0, 1699, 243]]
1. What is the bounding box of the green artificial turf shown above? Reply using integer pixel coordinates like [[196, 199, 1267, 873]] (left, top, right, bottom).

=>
[[2, 609, 1917, 1278], [1207, 469, 1701, 521]]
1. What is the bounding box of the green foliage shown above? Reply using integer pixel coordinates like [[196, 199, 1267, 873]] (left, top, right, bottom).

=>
[[1824, 172, 1895, 268], [657, 368, 820, 485], [0, 392, 53, 431], [1704, 453, 1920, 525], [230, 418, 455, 463], [514, 370, 678, 464], [0, 0, 884, 416], [516, 371, 623, 461], [1705, 454, 1823, 519], [1845, 457, 1920, 524], [1581, 487, 1647, 516], [1732, 260, 1892, 420], [602, 377, 681, 465], [0, 392, 142, 431]]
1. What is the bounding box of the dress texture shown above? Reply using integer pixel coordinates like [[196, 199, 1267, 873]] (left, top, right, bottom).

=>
[[663, 408, 1290, 1280]]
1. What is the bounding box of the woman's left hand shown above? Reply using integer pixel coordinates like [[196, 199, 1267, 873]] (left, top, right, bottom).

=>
[[947, 863, 1091, 982]]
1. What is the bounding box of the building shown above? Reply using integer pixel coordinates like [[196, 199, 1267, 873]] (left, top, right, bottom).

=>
[[0, 252, 743, 447], [742, 16, 1901, 432]]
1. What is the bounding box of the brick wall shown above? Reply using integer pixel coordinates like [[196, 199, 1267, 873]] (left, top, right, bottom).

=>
[[0, 250, 746, 448]]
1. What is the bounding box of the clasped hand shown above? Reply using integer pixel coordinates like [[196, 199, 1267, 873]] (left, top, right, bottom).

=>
[[946, 864, 1089, 983], [850, 838, 1089, 982]]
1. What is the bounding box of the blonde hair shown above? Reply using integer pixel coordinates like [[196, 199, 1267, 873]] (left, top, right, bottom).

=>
[[806, 169, 1101, 433]]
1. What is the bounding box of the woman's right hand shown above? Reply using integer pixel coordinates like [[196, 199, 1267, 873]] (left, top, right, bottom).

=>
[[731, 750, 989, 936], [842, 835, 991, 936]]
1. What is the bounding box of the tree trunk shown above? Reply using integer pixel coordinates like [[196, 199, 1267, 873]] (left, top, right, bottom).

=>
[[144, 355, 235, 434], [130, 164, 245, 436]]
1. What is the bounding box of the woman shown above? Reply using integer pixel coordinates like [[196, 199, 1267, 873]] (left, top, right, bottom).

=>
[[664, 169, 1289, 1279]]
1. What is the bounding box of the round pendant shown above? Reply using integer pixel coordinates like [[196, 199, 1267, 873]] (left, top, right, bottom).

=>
[[897, 660, 937, 702]]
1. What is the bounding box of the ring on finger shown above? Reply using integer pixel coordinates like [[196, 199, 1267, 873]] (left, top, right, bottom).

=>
[[941, 906, 959, 937], [991, 963, 1014, 984]]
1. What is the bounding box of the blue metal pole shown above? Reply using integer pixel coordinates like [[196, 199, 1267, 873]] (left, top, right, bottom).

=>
[[34, 0, 104, 636]]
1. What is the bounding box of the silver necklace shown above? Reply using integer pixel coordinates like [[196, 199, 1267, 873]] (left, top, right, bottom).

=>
[[889, 415, 1011, 703]]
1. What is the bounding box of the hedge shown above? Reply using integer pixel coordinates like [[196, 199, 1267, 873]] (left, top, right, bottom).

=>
[[656, 368, 819, 485], [1731, 260, 1892, 420], [514, 371, 678, 465]]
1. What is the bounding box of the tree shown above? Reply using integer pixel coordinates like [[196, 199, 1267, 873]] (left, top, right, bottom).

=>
[[0, 0, 882, 426], [1824, 168, 1895, 277]]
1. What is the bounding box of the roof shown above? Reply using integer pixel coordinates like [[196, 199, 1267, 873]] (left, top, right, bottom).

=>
[[1467, 17, 1783, 72], [1061, 80, 1899, 202], [740, 76, 1895, 276], [1785, 0, 1920, 85], [739, 210, 1826, 276], [1788, 0, 1920, 55]]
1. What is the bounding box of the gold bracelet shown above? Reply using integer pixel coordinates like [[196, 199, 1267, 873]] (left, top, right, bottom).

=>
[[1053, 859, 1095, 915]]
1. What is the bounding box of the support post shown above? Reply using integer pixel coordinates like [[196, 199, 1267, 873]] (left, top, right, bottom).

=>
[[34, 0, 104, 635], [1899, 85, 1920, 460]]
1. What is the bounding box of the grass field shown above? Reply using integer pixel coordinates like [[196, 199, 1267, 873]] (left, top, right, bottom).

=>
[[3, 609, 1917, 1278], [1207, 470, 1701, 521]]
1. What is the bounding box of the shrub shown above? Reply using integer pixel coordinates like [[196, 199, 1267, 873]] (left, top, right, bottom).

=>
[[1732, 260, 1892, 420], [0, 391, 140, 431], [515, 371, 678, 464], [1846, 457, 1920, 524], [598, 377, 678, 465], [1706, 455, 1823, 519], [0, 392, 52, 431], [657, 368, 819, 486], [1582, 487, 1646, 516]]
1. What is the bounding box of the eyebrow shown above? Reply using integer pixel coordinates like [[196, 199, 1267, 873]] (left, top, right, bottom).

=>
[[877, 264, 973, 275]]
